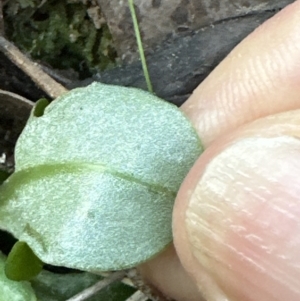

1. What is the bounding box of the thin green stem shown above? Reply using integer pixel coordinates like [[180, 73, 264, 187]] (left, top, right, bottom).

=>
[[128, 0, 153, 93]]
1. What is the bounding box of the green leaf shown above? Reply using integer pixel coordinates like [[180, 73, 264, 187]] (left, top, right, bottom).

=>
[[31, 270, 136, 301], [0, 82, 202, 271], [5, 241, 43, 281], [0, 252, 37, 301]]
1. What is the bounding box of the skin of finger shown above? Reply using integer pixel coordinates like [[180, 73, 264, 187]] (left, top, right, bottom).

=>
[[139, 2, 300, 300], [181, 0, 300, 146], [138, 244, 206, 301], [173, 109, 300, 301]]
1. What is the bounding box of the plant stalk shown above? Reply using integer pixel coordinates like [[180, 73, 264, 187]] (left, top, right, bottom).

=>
[[128, 0, 153, 93]]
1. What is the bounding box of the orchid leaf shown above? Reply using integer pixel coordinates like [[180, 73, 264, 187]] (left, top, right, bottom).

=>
[[0, 82, 202, 271], [0, 252, 37, 301]]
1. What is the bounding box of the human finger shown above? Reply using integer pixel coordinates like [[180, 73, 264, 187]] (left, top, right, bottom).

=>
[[174, 110, 300, 301], [139, 1, 300, 300], [182, 0, 300, 146]]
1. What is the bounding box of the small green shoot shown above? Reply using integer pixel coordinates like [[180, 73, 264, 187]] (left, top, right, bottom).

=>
[[5, 241, 43, 281], [32, 98, 49, 118], [128, 0, 153, 93]]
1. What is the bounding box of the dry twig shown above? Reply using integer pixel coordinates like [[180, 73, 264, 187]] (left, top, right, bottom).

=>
[[65, 271, 126, 301], [125, 290, 148, 301], [0, 36, 68, 99]]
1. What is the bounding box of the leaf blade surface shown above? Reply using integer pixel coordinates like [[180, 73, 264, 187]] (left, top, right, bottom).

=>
[[0, 83, 202, 271]]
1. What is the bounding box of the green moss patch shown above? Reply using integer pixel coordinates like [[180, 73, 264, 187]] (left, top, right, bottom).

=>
[[4, 0, 117, 78]]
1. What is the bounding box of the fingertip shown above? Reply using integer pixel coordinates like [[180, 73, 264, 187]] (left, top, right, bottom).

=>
[[173, 128, 300, 301], [181, 0, 300, 146]]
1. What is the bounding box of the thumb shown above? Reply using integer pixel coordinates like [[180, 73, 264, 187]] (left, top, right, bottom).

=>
[[173, 111, 300, 301]]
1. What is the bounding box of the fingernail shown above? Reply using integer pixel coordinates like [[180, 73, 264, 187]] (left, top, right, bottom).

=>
[[186, 136, 300, 301]]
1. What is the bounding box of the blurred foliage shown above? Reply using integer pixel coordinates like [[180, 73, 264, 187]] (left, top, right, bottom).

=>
[[4, 0, 118, 78], [31, 270, 137, 301]]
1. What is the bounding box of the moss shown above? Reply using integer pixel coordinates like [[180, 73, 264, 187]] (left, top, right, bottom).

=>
[[4, 0, 117, 78]]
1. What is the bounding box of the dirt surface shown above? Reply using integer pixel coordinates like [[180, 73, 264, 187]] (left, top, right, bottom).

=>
[[0, 8, 290, 107], [98, 0, 295, 61], [0, 1, 295, 106], [72, 10, 278, 105]]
